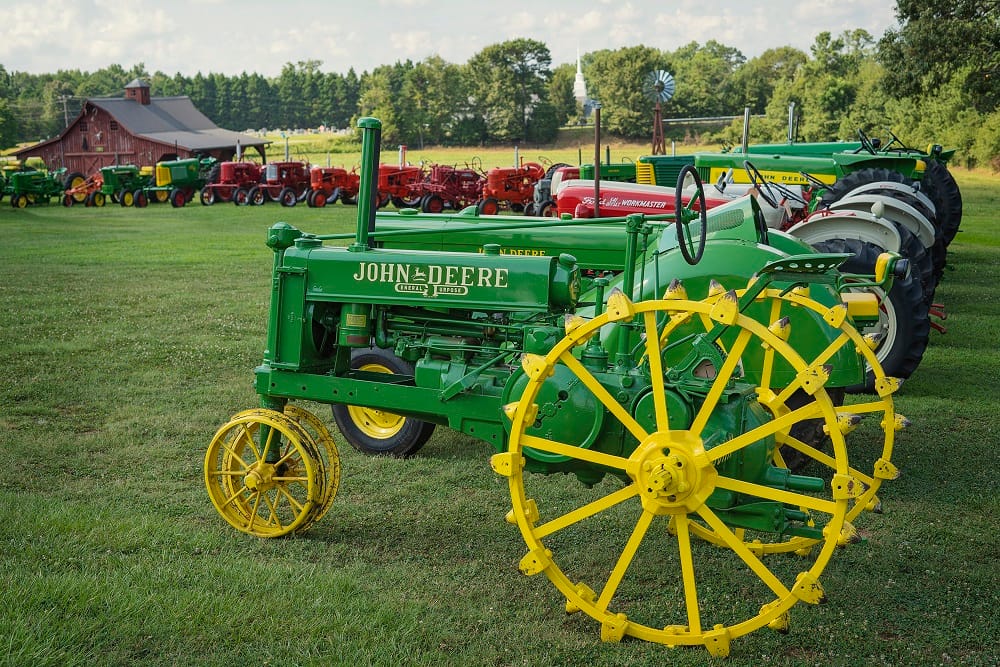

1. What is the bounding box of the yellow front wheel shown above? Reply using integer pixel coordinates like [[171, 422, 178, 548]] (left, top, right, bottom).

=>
[[205, 409, 330, 537]]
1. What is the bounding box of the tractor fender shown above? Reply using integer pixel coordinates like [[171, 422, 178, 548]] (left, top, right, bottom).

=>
[[839, 180, 936, 217], [828, 194, 936, 248], [785, 210, 902, 253]]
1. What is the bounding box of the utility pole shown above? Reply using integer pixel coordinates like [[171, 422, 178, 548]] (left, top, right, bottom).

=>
[[59, 95, 70, 128]]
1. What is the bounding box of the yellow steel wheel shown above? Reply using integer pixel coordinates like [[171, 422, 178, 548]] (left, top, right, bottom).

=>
[[494, 293, 852, 656], [283, 404, 341, 529], [152, 189, 169, 203], [679, 285, 901, 556], [205, 409, 325, 537]]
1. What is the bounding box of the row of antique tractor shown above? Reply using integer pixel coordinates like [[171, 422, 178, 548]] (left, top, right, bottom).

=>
[[2, 151, 563, 214], [202, 158, 558, 214], [205, 116, 929, 656]]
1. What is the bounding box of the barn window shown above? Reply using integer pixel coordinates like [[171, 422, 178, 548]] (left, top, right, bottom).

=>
[[110, 120, 119, 131], [79, 122, 88, 132]]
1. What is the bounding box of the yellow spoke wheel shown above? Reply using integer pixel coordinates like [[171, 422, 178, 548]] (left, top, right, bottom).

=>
[[205, 409, 326, 537], [495, 293, 855, 656]]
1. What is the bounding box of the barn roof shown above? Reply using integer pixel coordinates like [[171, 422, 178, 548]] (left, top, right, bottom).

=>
[[14, 94, 267, 159], [87, 96, 266, 151]]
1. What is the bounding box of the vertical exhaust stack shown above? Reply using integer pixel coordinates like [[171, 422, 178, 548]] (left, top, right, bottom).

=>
[[787, 102, 796, 144], [741, 106, 750, 155], [593, 102, 602, 217], [353, 117, 382, 251]]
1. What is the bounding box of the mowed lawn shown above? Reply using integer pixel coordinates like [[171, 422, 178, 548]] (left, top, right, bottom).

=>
[[1, 169, 998, 666]]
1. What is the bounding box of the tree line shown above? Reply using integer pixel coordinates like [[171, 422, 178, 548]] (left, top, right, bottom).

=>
[[1, 0, 997, 168]]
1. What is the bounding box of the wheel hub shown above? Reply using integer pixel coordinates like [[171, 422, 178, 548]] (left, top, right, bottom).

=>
[[629, 431, 717, 515], [244, 462, 276, 491]]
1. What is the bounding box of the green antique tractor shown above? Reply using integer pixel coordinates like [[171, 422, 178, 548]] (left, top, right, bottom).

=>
[[206, 118, 908, 656], [99, 164, 154, 207], [6, 167, 68, 208], [135, 156, 217, 207]]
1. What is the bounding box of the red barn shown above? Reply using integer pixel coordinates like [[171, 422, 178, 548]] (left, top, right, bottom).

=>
[[14, 79, 269, 176]]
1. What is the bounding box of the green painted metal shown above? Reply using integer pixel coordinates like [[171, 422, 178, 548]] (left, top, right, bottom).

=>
[[579, 162, 637, 182]]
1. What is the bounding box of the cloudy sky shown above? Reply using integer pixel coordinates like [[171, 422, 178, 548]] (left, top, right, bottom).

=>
[[1, 0, 899, 78]]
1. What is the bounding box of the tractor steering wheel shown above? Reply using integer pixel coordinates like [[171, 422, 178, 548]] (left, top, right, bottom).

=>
[[675, 164, 707, 265], [744, 161, 808, 208], [856, 129, 878, 155]]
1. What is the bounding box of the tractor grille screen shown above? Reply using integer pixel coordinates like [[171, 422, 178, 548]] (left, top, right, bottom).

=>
[[704, 209, 744, 235]]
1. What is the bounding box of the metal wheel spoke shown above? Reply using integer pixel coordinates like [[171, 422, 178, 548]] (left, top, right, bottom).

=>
[[707, 402, 823, 463], [715, 475, 838, 515], [596, 510, 655, 611], [809, 331, 852, 368], [642, 311, 670, 429], [696, 505, 790, 598], [234, 424, 263, 463], [521, 434, 629, 472], [690, 328, 752, 433], [276, 484, 306, 513], [674, 515, 703, 635], [247, 494, 263, 531], [840, 400, 892, 418], [221, 486, 250, 510], [560, 351, 648, 442], [535, 484, 640, 539], [759, 298, 785, 389], [262, 491, 283, 529]]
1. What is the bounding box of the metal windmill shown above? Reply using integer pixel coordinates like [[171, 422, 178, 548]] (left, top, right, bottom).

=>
[[644, 70, 675, 155]]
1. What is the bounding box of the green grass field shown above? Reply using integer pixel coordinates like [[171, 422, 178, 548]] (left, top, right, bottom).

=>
[[1, 170, 998, 666]]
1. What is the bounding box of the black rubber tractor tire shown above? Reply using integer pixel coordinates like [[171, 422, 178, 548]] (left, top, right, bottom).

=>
[[812, 236, 930, 393], [331, 348, 436, 457], [922, 160, 963, 247]]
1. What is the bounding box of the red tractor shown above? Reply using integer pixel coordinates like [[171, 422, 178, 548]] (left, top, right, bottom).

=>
[[244, 161, 310, 206], [377, 164, 424, 208], [203, 161, 261, 205], [477, 161, 545, 215], [306, 166, 361, 207], [416, 164, 486, 213]]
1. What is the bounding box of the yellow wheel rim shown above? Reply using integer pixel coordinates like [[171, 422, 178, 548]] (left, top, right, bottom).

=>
[[69, 175, 86, 202], [153, 190, 169, 203], [205, 409, 325, 537], [346, 362, 407, 439], [496, 294, 852, 655]]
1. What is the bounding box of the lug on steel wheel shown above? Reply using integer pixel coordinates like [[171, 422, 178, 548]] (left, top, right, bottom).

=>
[[493, 291, 878, 655], [205, 408, 334, 537]]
